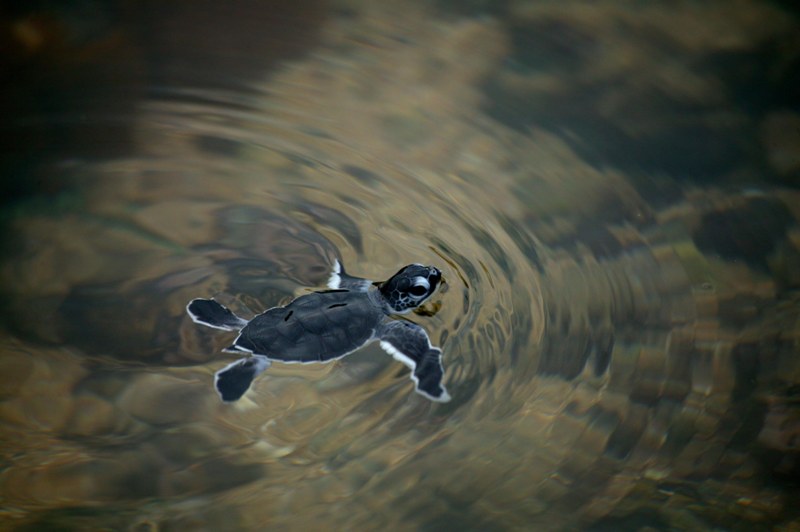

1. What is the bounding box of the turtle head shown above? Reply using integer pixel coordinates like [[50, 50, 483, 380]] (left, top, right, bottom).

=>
[[379, 264, 442, 314]]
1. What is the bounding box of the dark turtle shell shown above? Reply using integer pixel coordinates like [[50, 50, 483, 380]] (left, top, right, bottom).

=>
[[233, 290, 384, 362]]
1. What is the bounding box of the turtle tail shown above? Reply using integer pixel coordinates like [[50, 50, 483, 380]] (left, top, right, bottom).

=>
[[186, 298, 248, 331]]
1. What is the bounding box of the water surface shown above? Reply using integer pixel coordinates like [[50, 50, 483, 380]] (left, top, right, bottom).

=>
[[1, 1, 799, 530]]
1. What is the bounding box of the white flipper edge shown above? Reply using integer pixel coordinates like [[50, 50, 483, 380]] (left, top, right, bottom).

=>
[[327, 259, 342, 289]]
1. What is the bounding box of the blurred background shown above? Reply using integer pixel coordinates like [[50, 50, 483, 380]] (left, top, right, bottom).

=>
[[0, 1, 798, 530]]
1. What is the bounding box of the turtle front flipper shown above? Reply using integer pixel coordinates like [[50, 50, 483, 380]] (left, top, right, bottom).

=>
[[187, 298, 248, 331], [214, 356, 271, 402], [327, 260, 372, 291], [378, 320, 450, 402]]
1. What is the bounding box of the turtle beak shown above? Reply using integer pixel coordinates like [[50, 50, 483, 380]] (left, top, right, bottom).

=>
[[429, 268, 442, 288]]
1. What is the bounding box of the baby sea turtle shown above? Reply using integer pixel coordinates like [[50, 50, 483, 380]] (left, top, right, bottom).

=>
[[186, 261, 450, 403]]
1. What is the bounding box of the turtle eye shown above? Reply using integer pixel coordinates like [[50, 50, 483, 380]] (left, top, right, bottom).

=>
[[409, 284, 428, 297]]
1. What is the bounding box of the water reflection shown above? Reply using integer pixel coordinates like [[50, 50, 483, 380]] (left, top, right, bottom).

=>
[[1, 1, 799, 530]]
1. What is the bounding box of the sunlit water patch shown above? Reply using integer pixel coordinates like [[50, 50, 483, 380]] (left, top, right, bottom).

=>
[[1, 2, 799, 531]]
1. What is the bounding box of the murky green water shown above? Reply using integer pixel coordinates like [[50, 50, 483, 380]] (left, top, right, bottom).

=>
[[1, 1, 799, 530]]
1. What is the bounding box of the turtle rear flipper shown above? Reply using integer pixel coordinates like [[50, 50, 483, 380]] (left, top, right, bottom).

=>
[[187, 298, 248, 331], [214, 356, 271, 402]]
